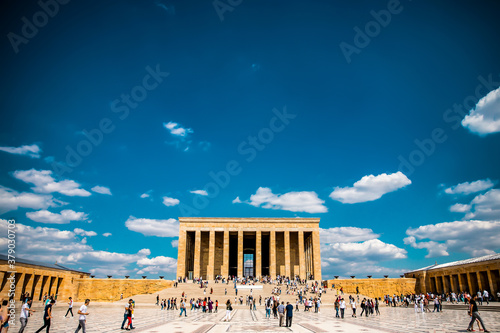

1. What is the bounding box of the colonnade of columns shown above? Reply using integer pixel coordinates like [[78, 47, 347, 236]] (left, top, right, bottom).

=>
[[176, 228, 322, 281], [426, 269, 499, 296]]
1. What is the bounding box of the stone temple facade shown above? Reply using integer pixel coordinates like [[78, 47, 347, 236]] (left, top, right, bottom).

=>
[[176, 217, 322, 281]]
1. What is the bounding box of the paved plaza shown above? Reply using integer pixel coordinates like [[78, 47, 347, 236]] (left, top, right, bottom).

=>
[[12, 302, 500, 333]]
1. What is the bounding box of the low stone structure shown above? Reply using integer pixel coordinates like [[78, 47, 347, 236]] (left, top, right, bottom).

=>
[[0, 255, 172, 302], [405, 253, 500, 297], [327, 278, 416, 299]]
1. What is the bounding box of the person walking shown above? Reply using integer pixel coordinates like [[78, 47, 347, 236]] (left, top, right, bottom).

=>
[[340, 298, 346, 319], [351, 299, 357, 317], [65, 297, 74, 318], [278, 302, 286, 327], [74, 299, 90, 333], [121, 299, 135, 330], [35, 299, 55, 333], [285, 302, 294, 327], [223, 300, 232, 322], [19, 298, 36, 333], [467, 295, 489, 332], [179, 298, 187, 317]]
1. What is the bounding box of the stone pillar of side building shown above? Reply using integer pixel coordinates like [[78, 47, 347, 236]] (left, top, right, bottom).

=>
[[284, 230, 291, 278], [176, 229, 187, 279], [207, 230, 215, 280]]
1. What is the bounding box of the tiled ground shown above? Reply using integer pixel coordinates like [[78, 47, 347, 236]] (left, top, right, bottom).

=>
[[12, 302, 500, 332]]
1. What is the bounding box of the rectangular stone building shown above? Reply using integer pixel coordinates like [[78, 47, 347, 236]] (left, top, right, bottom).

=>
[[176, 217, 322, 281]]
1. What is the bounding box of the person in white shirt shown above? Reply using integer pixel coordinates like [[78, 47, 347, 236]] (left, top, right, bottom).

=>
[[339, 299, 346, 319], [19, 298, 36, 333], [65, 297, 74, 318], [75, 299, 90, 333], [351, 299, 357, 317]]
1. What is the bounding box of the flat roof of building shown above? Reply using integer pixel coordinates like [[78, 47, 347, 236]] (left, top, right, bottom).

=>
[[0, 254, 89, 275], [406, 253, 500, 273], [179, 217, 320, 223]]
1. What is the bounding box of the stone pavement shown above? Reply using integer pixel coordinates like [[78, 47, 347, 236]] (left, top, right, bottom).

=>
[[12, 302, 500, 333]]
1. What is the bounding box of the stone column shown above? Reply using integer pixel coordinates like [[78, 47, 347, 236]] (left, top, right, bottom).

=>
[[312, 230, 322, 281], [284, 230, 291, 278], [298, 230, 306, 280], [193, 230, 201, 279], [486, 270, 496, 296], [207, 230, 215, 280], [237, 230, 243, 277], [270, 230, 276, 279], [222, 230, 229, 277], [256, 230, 262, 279], [176, 229, 187, 279], [458, 273, 464, 292], [467, 272, 474, 294], [476, 271, 483, 292]]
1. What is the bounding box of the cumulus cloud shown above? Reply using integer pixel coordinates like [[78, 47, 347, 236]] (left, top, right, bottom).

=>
[[164, 121, 193, 137], [243, 187, 327, 213], [0, 143, 42, 158], [0, 186, 59, 214], [403, 236, 449, 258], [140, 191, 151, 199], [444, 179, 495, 195], [405, 220, 500, 257], [125, 216, 179, 237], [171, 239, 179, 248], [162, 196, 180, 206], [449, 203, 472, 213], [74, 228, 97, 237], [462, 86, 500, 135], [103, 232, 112, 237], [232, 196, 242, 204], [190, 190, 208, 196], [13, 169, 91, 196], [26, 209, 88, 224], [136, 256, 177, 275], [91, 186, 112, 195], [466, 189, 500, 220], [329, 171, 411, 204], [320, 227, 380, 243]]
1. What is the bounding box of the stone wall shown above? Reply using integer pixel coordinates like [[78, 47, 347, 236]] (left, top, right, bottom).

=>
[[75, 278, 173, 302], [327, 278, 416, 299]]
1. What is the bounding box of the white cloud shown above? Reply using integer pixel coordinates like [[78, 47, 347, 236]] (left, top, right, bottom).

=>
[[466, 189, 500, 220], [171, 239, 179, 248], [74, 228, 97, 237], [246, 187, 327, 213], [162, 196, 180, 206], [444, 179, 495, 195], [320, 227, 380, 243], [232, 196, 242, 204], [190, 190, 208, 196], [102, 232, 112, 237], [403, 236, 449, 258], [140, 192, 151, 199], [13, 169, 91, 196], [0, 143, 41, 158], [329, 171, 411, 204], [136, 256, 177, 275], [0, 186, 59, 214], [462, 86, 500, 135], [125, 216, 179, 237], [405, 220, 500, 257], [26, 209, 88, 224], [449, 203, 471, 213], [91, 186, 112, 195], [322, 239, 407, 262], [164, 121, 193, 137]]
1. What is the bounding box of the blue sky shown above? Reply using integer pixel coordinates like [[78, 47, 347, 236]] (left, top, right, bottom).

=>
[[1, 0, 500, 279]]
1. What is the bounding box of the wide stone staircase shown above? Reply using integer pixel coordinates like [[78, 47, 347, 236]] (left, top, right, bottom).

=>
[[117, 280, 364, 307]]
